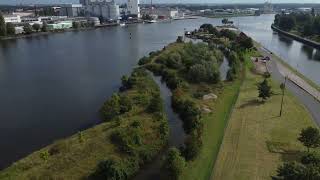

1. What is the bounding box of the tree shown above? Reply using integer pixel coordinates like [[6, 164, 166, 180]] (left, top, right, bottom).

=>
[[0, 12, 6, 36], [222, 18, 228, 25], [278, 15, 296, 31], [279, 81, 286, 117], [176, 36, 183, 43], [163, 148, 186, 180], [301, 152, 320, 166], [298, 127, 320, 152], [6, 23, 15, 35], [32, 23, 40, 32], [147, 93, 163, 113], [72, 21, 80, 29], [41, 21, 48, 32], [96, 158, 127, 180], [272, 162, 306, 180], [23, 24, 33, 34], [258, 79, 272, 101]]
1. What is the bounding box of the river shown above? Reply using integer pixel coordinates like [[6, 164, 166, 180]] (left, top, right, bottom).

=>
[[0, 14, 319, 169]]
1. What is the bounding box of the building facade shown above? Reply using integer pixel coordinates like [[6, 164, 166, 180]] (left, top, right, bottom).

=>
[[80, 0, 120, 20], [127, 0, 140, 17], [59, 4, 83, 17], [3, 15, 21, 23]]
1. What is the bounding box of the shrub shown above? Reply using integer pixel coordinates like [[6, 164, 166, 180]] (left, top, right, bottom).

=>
[[138, 56, 151, 65], [95, 157, 139, 180], [162, 148, 186, 180], [32, 23, 40, 32], [100, 93, 121, 121], [182, 134, 202, 161], [257, 79, 272, 101], [6, 23, 15, 35], [49, 141, 69, 155], [23, 24, 33, 34], [119, 95, 133, 113], [147, 92, 163, 113], [39, 150, 49, 162], [111, 128, 142, 154]]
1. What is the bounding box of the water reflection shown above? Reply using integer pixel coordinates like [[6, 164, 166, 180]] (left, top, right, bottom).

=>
[[278, 35, 293, 48], [301, 45, 314, 59]]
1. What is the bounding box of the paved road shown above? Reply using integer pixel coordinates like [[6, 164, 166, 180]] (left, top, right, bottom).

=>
[[259, 47, 320, 126]]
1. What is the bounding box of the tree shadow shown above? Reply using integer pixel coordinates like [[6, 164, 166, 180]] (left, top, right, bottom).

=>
[[280, 150, 304, 162], [238, 99, 264, 109]]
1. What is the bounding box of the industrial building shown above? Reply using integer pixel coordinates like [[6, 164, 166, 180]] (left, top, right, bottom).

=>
[[127, 0, 140, 17], [3, 15, 21, 23], [80, 0, 120, 20], [59, 4, 83, 17], [47, 21, 73, 30]]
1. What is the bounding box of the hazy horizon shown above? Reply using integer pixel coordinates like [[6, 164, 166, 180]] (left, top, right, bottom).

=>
[[0, 0, 320, 5]]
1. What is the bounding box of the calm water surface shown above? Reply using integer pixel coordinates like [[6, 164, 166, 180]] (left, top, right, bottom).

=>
[[0, 14, 319, 169]]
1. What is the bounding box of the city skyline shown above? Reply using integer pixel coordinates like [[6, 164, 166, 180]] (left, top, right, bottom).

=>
[[0, 0, 320, 5]]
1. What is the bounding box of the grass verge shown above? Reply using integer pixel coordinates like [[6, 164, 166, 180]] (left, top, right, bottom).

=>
[[180, 79, 242, 180], [211, 61, 317, 180]]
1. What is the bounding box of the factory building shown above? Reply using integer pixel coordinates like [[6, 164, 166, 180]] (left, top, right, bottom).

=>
[[127, 0, 140, 17], [59, 4, 83, 17], [80, 0, 120, 20]]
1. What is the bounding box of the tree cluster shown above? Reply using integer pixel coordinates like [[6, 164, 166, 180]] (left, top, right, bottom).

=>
[[274, 13, 320, 37], [273, 127, 320, 180]]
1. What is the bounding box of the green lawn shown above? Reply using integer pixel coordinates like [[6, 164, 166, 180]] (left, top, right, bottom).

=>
[[211, 65, 317, 180]]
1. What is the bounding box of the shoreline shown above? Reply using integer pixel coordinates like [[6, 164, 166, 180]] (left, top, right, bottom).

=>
[[0, 23, 122, 41], [271, 25, 320, 50]]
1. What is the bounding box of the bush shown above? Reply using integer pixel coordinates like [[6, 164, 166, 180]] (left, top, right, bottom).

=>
[[111, 128, 142, 154], [176, 36, 183, 43], [32, 23, 40, 32], [23, 24, 33, 34], [100, 93, 121, 121], [162, 148, 186, 180], [95, 157, 139, 180], [147, 92, 163, 113], [119, 95, 133, 113], [182, 134, 202, 161], [6, 23, 15, 35], [138, 56, 151, 65]]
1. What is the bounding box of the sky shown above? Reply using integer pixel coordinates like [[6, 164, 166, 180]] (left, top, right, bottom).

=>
[[0, 0, 319, 5]]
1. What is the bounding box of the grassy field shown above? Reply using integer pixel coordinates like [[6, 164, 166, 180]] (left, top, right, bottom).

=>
[[0, 69, 167, 180], [211, 64, 317, 180]]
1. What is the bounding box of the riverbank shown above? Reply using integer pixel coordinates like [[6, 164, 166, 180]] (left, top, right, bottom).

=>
[[0, 68, 168, 179], [0, 23, 120, 41], [212, 57, 318, 180], [200, 14, 255, 19], [271, 25, 320, 50]]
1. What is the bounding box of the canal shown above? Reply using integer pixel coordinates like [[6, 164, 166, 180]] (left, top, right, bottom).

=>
[[0, 14, 319, 169]]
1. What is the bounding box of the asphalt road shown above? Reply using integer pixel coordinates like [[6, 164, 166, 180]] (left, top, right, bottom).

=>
[[260, 48, 320, 126]]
